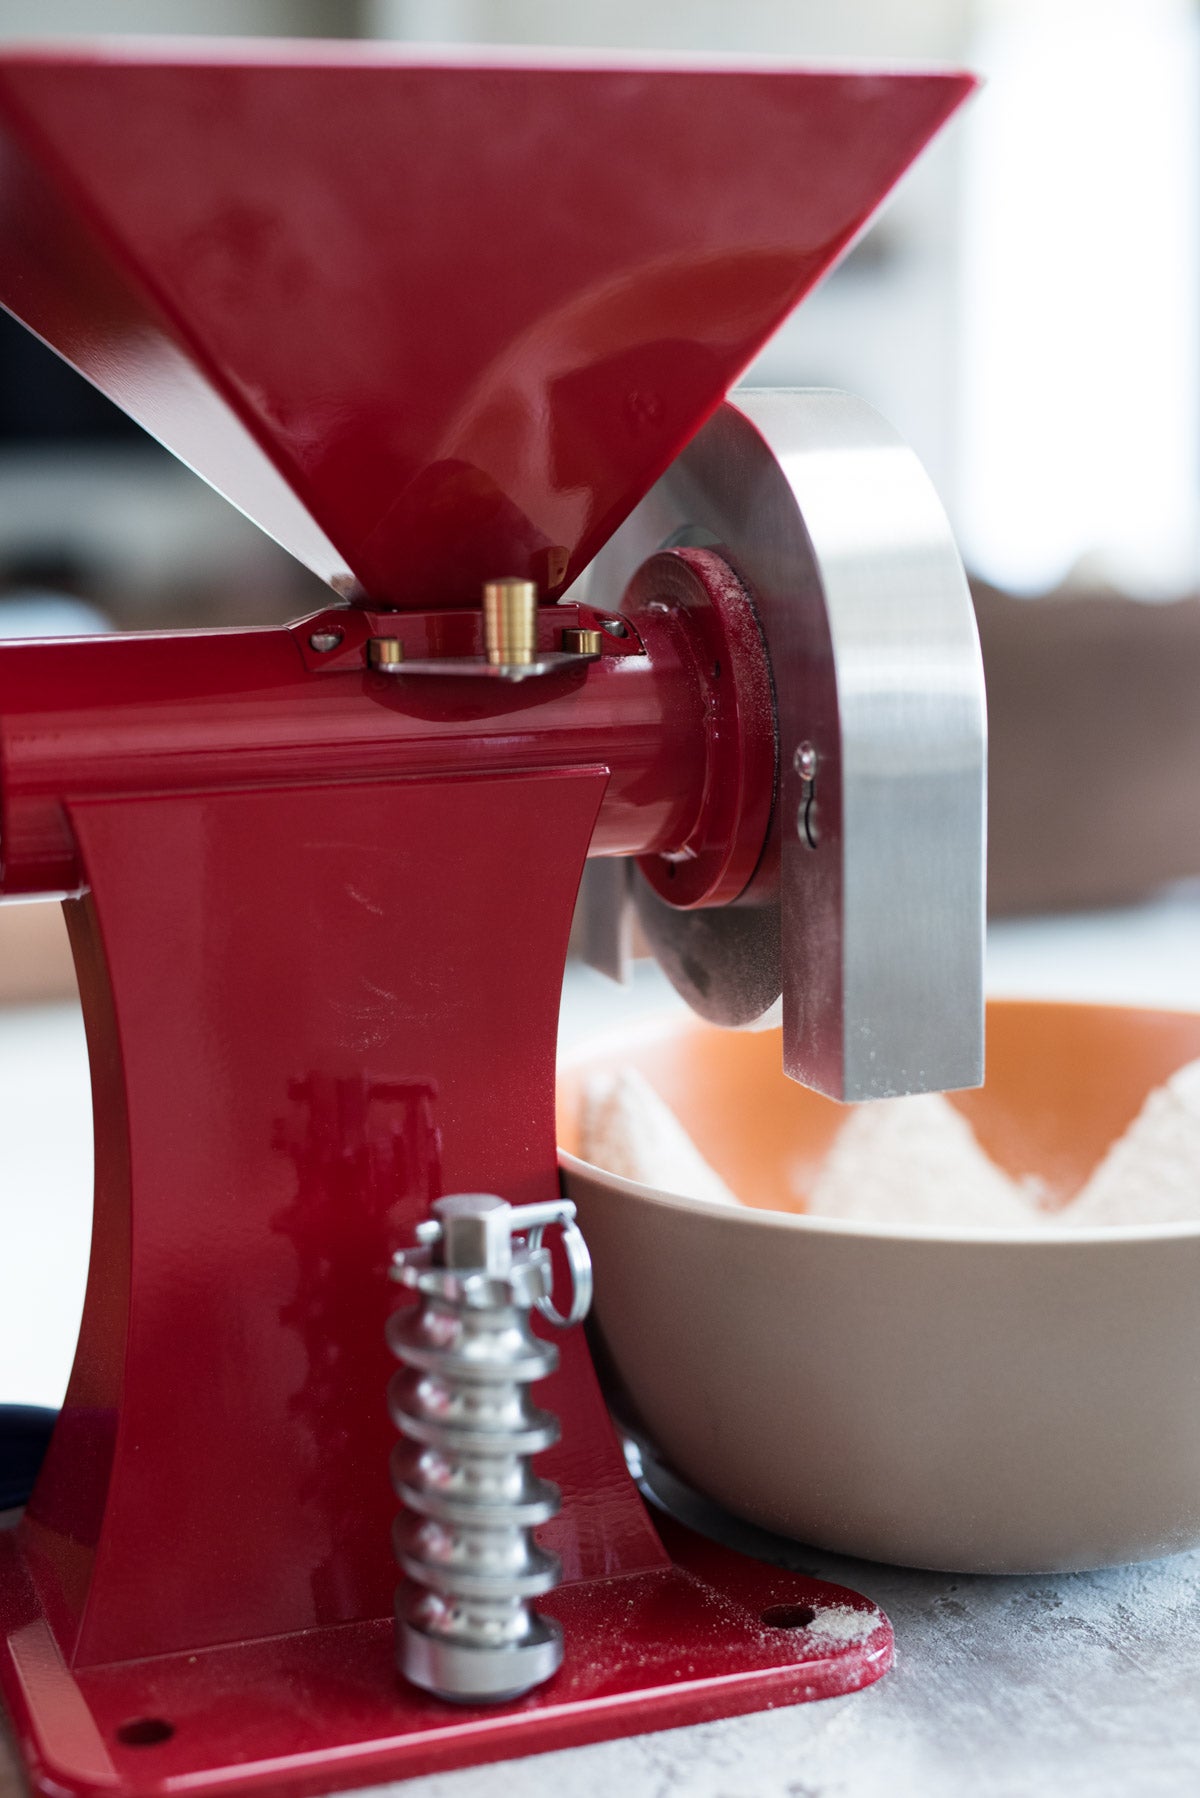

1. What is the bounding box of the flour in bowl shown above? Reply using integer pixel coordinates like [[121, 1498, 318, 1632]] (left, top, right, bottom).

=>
[[803, 1092, 1041, 1229], [580, 1068, 741, 1207], [578, 1057, 1200, 1231], [1061, 1057, 1200, 1227]]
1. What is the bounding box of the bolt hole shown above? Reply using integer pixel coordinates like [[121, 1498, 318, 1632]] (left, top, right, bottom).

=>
[[761, 1603, 817, 1630], [116, 1717, 175, 1747], [712, 660, 721, 679], [666, 863, 676, 879]]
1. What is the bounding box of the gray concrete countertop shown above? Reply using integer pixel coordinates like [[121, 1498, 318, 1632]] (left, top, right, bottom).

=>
[[375, 1503, 1200, 1798]]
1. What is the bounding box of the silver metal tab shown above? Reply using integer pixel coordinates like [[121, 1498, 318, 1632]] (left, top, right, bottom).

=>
[[373, 650, 597, 682], [575, 857, 635, 986]]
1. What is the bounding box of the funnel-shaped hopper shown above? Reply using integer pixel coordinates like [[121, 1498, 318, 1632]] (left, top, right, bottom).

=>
[[0, 43, 972, 608]]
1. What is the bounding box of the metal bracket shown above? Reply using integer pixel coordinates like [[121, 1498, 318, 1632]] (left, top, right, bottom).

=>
[[373, 650, 600, 683], [586, 389, 987, 1100]]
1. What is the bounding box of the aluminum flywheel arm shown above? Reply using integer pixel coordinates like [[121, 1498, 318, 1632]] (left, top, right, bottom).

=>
[[583, 389, 986, 1102]]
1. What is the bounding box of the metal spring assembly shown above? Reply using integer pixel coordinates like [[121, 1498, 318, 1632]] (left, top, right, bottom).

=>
[[388, 1193, 592, 1704]]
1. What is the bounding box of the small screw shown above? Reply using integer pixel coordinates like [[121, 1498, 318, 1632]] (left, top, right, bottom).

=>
[[793, 742, 818, 781], [600, 618, 629, 639], [309, 629, 344, 654]]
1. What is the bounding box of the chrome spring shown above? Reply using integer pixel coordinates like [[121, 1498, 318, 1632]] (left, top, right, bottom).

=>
[[388, 1193, 591, 1704]]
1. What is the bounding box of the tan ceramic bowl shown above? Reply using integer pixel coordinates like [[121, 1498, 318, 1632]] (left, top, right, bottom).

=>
[[558, 1001, 1200, 1574]]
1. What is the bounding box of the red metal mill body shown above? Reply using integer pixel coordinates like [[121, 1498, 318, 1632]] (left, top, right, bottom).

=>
[[0, 43, 984, 1798]]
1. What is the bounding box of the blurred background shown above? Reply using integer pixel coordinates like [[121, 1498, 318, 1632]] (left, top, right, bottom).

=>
[[1, 1, 1200, 1404]]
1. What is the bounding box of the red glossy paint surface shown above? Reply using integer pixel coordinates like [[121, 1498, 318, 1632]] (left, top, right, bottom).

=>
[[629, 549, 776, 908], [36, 771, 625, 1664], [0, 604, 709, 897], [0, 1516, 891, 1798], [0, 43, 973, 608], [0, 42, 973, 1797], [0, 581, 889, 1795]]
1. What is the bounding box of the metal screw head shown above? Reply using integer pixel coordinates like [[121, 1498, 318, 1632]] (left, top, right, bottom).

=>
[[433, 1193, 514, 1274], [308, 628, 344, 653], [600, 618, 629, 639], [793, 741, 818, 781], [562, 626, 603, 656]]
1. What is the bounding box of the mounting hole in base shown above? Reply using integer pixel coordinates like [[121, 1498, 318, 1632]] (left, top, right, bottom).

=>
[[761, 1603, 817, 1630], [116, 1717, 175, 1747]]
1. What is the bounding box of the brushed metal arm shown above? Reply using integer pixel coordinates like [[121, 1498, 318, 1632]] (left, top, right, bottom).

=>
[[585, 389, 987, 1101]]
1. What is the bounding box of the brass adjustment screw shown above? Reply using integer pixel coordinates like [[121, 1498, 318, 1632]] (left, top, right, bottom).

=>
[[483, 578, 538, 666], [562, 627, 603, 657], [368, 637, 405, 670]]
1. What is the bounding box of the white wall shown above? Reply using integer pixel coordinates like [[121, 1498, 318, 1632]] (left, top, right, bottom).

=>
[[0, 1, 357, 36], [370, 0, 967, 58], [960, 0, 1200, 595]]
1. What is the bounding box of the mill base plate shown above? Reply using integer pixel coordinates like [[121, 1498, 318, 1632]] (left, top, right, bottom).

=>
[[0, 1506, 890, 1798]]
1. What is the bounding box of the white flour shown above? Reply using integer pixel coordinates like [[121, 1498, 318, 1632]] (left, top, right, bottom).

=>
[[803, 1601, 878, 1645], [803, 1093, 1041, 1229], [580, 1068, 741, 1207], [579, 1058, 1200, 1231], [1064, 1057, 1200, 1226]]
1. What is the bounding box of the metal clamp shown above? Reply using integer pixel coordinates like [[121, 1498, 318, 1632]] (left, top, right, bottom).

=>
[[512, 1201, 593, 1329]]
